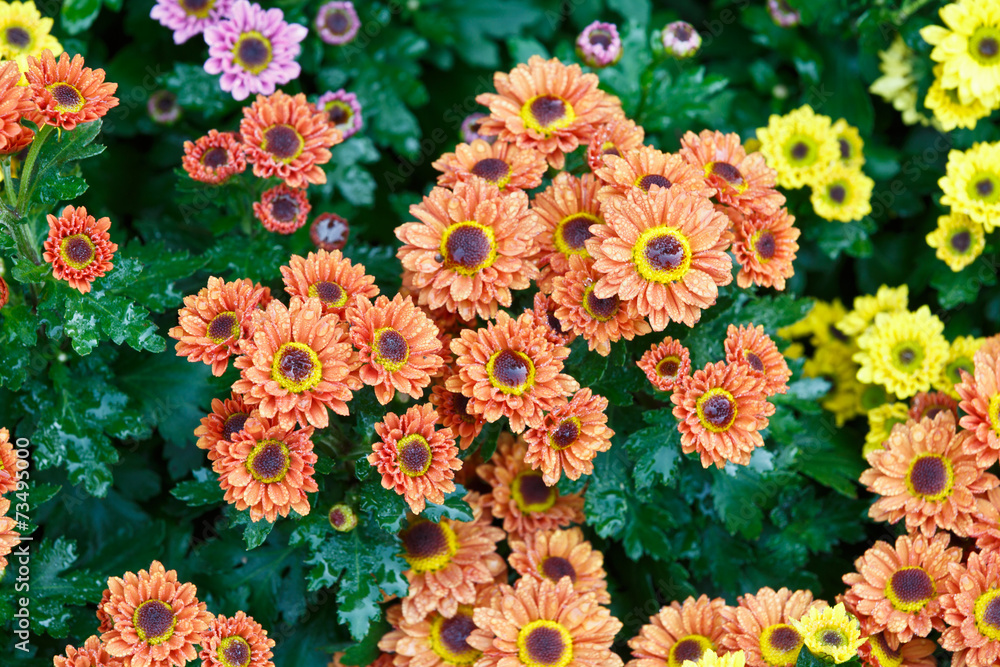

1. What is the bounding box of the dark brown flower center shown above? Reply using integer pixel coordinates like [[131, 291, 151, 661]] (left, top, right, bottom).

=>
[[202, 146, 230, 168], [312, 281, 344, 306], [978, 178, 994, 197], [327, 103, 350, 125], [909, 456, 948, 497], [822, 631, 844, 647], [470, 158, 511, 185], [529, 96, 567, 128], [745, 351, 765, 373], [221, 637, 251, 667], [829, 184, 847, 203], [135, 600, 175, 641], [889, 567, 934, 605], [64, 235, 95, 265], [980, 37, 999, 58], [790, 142, 809, 160], [541, 556, 577, 583], [656, 357, 680, 379], [645, 234, 686, 272], [222, 412, 250, 441], [444, 224, 492, 271], [951, 230, 972, 253], [672, 638, 705, 663], [238, 36, 270, 68], [871, 634, 900, 660], [602, 146, 620, 157], [490, 349, 532, 389], [5, 26, 29, 49], [181, 0, 211, 12], [755, 231, 776, 260], [311, 213, 349, 250], [155, 93, 177, 112], [546, 313, 565, 334], [709, 161, 744, 187], [398, 435, 431, 477], [524, 626, 568, 665], [402, 521, 449, 559], [550, 419, 579, 450], [271, 194, 300, 223], [277, 346, 316, 383], [329, 507, 346, 527], [673, 24, 693, 41], [451, 393, 475, 423], [769, 626, 801, 652], [248, 440, 290, 482], [376, 329, 409, 365], [264, 125, 303, 160], [898, 347, 916, 365], [585, 289, 619, 321], [207, 312, 239, 343], [588, 29, 613, 47], [559, 215, 595, 251], [638, 174, 671, 191], [516, 472, 555, 509], [326, 10, 351, 34], [982, 596, 1000, 630], [439, 613, 477, 655], [839, 138, 851, 159], [702, 394, 735, 428]]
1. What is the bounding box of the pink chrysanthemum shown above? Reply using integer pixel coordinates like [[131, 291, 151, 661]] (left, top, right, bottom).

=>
[[150, 0, 234, 44], [315, 89, 363, 139]]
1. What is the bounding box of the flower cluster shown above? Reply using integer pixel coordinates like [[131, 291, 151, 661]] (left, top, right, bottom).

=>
[[0, 428, 22, 574], [0, 0, 62, 74], [931, 141, 1000, 272]]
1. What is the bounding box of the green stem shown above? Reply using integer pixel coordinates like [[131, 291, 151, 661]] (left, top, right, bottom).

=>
[[1, 206, 39, 266], [897, 0, 934, 21], [1, 158, 15, 211], [15, 124, 54, 218]]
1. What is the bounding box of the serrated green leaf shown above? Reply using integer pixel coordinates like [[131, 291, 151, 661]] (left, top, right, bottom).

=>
[[358, 475, 408, 532], [422, 485, 473, 523], [230, 510, 274, 549], [61, 0, 102, 34], [59, 283, 164, 355], [30, 538, 105, 638], [171, 468, 223, 507], [0, 303, 38, 390]]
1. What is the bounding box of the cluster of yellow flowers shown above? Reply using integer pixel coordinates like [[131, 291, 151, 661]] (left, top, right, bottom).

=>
[[755, 105, 874, 222], [869, 35, 935, 128], [0, 0, 60, 76]]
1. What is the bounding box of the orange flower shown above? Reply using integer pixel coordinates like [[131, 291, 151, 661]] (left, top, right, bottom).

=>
[[468, 577, 623, 667], [627, 595, 731, 667], [194, 393, 255, 457], [446, 311, 578, 433], [432, 138, 547, 191], [909, 391, 958, 421], [841, 533, 960, 642], [533, 172, 603, 293], [586, 115, 646, 171], [476, 433, 584, 539], [397, 179, 542, 321], [101, 561, 214, 667], [378, 597, 486, 667], [940, 549, 1000, 667], [593, 145, 713, 202], [475, 55, 620, 169], [857, 633, 936, 667], [182, 130, 247, 184], [429, 375, 486, 451], [552, 254, 652, 356], [0, 497, 20, 573], [671, 361, 772, 468], [252, 184, 311, 235], [280, 249, 379, 316], [239, 91, 341, 188], [233, 296, 361, 430], [368, 404, 461, 514], [398, 513, 506, 624], [169, 277, 269, 377], [25, 50, 119, 131], [524, 292, 576, 347], [54, 635, 124, 667], [42, 204, 117, 294], [522, 388, 614, 485], [860, 412, 998, 537], [970, 488, 1000, 551], [590, 186, 732, 330], [508, 527, 610, 604], [679, 130, 785, 216], [0, 61, 34, 154], [719, 587, 824, 667], [213, 416, 318, 522], [349, 294, 443, 405], [198, 612, 275, 667], [729, 207, 800, 291], [724, 324, 791, 397], [0, 427, 18, 495], [97, 588, 113, 633], [956, 349, 1000, 468], [638, 337, 692, 393]]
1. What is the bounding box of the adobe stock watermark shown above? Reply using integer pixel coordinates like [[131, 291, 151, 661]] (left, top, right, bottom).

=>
[[11, 437, 33, 653]]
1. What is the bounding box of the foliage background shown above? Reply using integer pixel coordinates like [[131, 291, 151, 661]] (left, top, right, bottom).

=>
[[2, 0, 997, 664]]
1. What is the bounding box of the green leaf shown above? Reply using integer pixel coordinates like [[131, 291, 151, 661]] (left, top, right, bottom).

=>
[[164, 64, 237, 118], [36, 171, 88, 208], [623, 411, 682, 489], [422, 485, 473, 523], [358, 475, 408, 533], [0, 303, 39, 390], [171, 468, 224, 507], [120, 241, 207, 313], [31, 122, 105, 195], [30, 538, 105, 638], [931, 260, 997, 309], [230, 510, 274, 550], [796, 647, 834, 667], [61, 0, 102, 34]]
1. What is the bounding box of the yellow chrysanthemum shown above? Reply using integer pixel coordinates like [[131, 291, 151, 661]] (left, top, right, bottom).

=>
[[854, 306, 950, 400], [757, 105, 840, 189], [940, 141, 1000, 230], [870, 35, 935, 126], [831, 119, 865, 170], [0, 1, 61, 62], [837, 284, 909, 338], [809, 164, 874, 222], [925, 66, 992, 132], [804, 341, 865, 426], [935, 335, 985, 398], [921, 0, 1000, 108], [926, 212, 986, 272], [863, 402, 910, 458], [778, 299, 851, 348], [682, 650, 746, 667], [791, 603, 865, 665]]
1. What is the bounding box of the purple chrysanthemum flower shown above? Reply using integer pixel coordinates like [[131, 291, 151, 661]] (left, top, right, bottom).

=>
[[315, 1, 360, 45], [767, 0, 801, 27], [460, 112, 495, 144], [203, 0, 308, 101], [316, 89, 363, 139], [150, 0, 234, 44], [576, 21, 622, 68], [661, 21, 701, 59], [148, 90, 181, 124]]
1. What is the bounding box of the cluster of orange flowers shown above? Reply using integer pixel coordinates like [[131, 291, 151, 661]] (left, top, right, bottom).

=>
[[0, 429, 22, 574]]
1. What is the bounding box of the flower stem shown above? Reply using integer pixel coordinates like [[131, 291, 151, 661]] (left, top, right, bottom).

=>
[[1, 158, 16, 211], [15, 124, 54, 218]]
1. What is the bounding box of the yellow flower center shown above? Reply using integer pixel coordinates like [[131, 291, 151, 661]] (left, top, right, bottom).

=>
[[949, 229, 973, 254], [884, 566, 935, 613], [696, 388, 738, 433], [520, 95, 576, 136], [759, 623, 803, 667], [262, 124, 304, 163], [705, 161, 748, 194], [751, 229, 777, 263], [988, 394, 1000, 436], [246, 438, 291, 483], [553, 213, 598, 258], [47, 82, 85, 114], [812, 627, 847, 651], [308, 280, 348, 309], [486, 349, 535, 396], [548, 417, 581, 451], [373, 327, 410, 373], [975, 588, 1000, 641], [890, 340, 925, 373], [656, 355, 682, 380], [582, 283, 619, 322], [969, 26, 1000, 66], [271, 342, 323, 394], [396, 433, 432, 478], [439, 221, 497, 276], [517, 620, 574, 667], [905, 453, 954, 502], [206, 310, 240, 345], [667, 635, 714, 667], [201, 146, 230, 168], [633, 227, 692, 284], [179, 0, 214, 18], [324, 100, 354, 130], [966, 170, 1000, 204], [784, 135, 818, 167], [132, 599, 177, 646], [825, 180, 851, 206], [59, 233, 96, 270], [469, 157, 512, 188], [429, 606, 481, 666], [401, 519, 458, 573], [511, 470, 556, 513], [233, 31, 274, 74], [866, 634, 902, 667], [945, 356, 974, 387], [218, 636, 252, 667]]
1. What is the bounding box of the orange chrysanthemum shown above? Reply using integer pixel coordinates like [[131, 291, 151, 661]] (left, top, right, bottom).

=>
[[252, 184, 311, 235], [446, 311, 578, 433], [280, 249, 379, 316], [199, 612, 275, 667], [724, 324, 791, 397], [679, 130, 785, 216], [586, 115, 645, 171], [637, 337, 692, 393], [398, 512, 506, 624], [182, 130, 247, 184], [379, 597, 486, 667], [368, 404, 461, 514], [233, 296, 361, 430], [533, 172, 603, 293], [729, 206, 800, 292], [0, 497, 20, 573], [101, 561, 214, 667], [349, 294, 443, 405], [860, 412, 998, 537], [475, 55, 620, 169], [0, 60, 34, 154], [909, 391, 958, 421], [671, 361, 773, 469], [169, 277, 268, 377], [432, 138, 547, 191], [857, 633, 936, 667], [957, 349, 1000, 468], [593, 145, 713, 202], [842, 533, 961, 642], [940, 549, 1000, 667], [213, 415, 318, 522], [627, 595, 731, 667], [468, 577, 623, 667], [239, 91, 341, 188], [552, 255, 652, 357], [508, 527, 610, 604], [42, 204, 117, 294], [194, 393, 256, 457], [522, 388, 614, 486], [0, 427, 18, 495], [476, 433, 584, 539], [397, 178, 542, 321], [54, 635, 124, 667], [429, 375, 486, 451], [719, 587, 824, 667], [970, 488, 1000, 551], [98, 588, 114, 633], [26, 50, 119, 131], [589, 186, 733, 330], [524, 292, 576, 348]]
